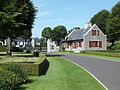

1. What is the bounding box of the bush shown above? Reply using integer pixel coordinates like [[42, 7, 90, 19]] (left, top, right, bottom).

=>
[[0, 45, 6, 52], [0, 63, 29, 89], [4, 63, 29, 83], [59, 45, 65, 51], [111, 43, 120, 50], [0, 68, 18, 90]]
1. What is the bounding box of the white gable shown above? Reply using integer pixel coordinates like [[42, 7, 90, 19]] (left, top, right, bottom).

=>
[[84, 24, 106, 36]]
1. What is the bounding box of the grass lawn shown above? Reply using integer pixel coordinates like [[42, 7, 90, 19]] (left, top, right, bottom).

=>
[[0, 52, 40, 63], [21, 56, 105, 90], [59, 51, 120, 61]]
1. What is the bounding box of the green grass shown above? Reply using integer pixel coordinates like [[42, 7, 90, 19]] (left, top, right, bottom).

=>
[[21, 57, 105, 90], [59, 51, 120, 61], [0, 52, 40, 63]]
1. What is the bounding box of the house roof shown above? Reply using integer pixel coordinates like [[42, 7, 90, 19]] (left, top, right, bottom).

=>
[[14, 37, 24, 42], [67, 28, 90, 41], [32, 38, 41, 43]]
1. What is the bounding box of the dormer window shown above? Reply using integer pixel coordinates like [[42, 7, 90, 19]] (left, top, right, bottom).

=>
[[92, 30, 99, 36]]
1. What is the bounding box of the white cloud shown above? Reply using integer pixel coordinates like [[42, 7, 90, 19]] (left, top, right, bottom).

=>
[[41, 18, 64, 23]]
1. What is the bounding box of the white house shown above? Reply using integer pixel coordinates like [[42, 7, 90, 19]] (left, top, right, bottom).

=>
[[47, 39, 59, 52], [65, 23, 107, 53], [31, 37, 41, 50]]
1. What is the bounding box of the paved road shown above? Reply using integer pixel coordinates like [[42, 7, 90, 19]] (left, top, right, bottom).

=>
[[44, 52, 120, 90]]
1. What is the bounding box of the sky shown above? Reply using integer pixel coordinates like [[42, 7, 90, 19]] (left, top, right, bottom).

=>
[[31, 0, 120, 38]]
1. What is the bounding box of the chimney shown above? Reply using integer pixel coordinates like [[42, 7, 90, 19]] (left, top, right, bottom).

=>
[[84, 22, 92, 29]]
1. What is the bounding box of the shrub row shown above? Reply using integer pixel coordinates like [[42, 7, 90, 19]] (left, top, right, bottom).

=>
[[22, 50, 48, 76], [0, 63, 28, 90], [81, 50, 120, 58], [0, 45, 7, 52]]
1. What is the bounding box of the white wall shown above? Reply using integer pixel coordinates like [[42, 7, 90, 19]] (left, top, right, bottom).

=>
[[83, 25, 107, 50]]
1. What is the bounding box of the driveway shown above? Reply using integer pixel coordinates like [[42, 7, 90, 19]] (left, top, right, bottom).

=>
[[44, 52, 120, 90]]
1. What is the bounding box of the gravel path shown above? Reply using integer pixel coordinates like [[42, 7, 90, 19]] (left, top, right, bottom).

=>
[[44, 52, 120, 90]]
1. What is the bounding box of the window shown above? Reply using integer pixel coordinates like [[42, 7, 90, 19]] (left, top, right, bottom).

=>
[[99, 41, 102, 48], [89, 41, 101, 48], [92, 30, 99, 36], [72, 42, 77, 48], [89, 41, 92, 48], [93, 41, 98, 47], [74, 42, 76, 48], [78, 42, 82, 47]]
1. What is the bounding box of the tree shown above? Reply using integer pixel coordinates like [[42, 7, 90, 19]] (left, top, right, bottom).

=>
[[52, 25, 67, 46], [90, 10, 110, 34], [67, 27, 80, 35], [106, 2, 120, 47], [42, 27, 52, 41], [0, 0, 36, 55]]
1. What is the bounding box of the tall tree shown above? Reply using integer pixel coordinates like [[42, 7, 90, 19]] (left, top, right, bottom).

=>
[[0, 0, 36, 55], [52, 25, 67, 45], [42, 27, 52, 41], [106, 2, 120, 46], [90, 10, 110, 34]]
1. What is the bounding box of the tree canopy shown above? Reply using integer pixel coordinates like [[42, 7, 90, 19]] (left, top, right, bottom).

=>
[[0, 0, 36, 39], [106, 2, 120, 44], [0, 0, 36, 55], [52, 25, 67, 45], [42, 27, 52, 41], [90, 10, 110, 34]]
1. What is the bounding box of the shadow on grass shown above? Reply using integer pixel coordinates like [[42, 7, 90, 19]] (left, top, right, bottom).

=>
[[16, 61, 35, 63], [45, 54, 64, 57], [17, 59, 50, 90], [17, 79, 34, 90], [13, 55, 35, 58], [0, 54, 6, 56]]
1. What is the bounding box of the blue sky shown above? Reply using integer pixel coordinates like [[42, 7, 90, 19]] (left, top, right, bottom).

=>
[[31, 0, 119, 38]]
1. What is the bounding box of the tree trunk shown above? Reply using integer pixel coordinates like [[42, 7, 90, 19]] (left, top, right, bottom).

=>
[[7, 37, 12, 56], [109, 41, 115, 49], [57, 41, 60, 46]]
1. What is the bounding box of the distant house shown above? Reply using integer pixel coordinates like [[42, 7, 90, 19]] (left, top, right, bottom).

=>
[[14, 37, 25, 47], [65, 23, 107, 53], [13, 37, 41, 50], [47, 39, 59, 52], [31, 37, 41, 48]]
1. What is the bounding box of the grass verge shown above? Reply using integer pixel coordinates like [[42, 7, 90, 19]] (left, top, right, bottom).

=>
[[21, 56, 105, 90]]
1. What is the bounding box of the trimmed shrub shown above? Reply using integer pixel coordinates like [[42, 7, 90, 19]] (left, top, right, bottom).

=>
[[31, 51, 34, 55], [81, 50, 120, 58], [0, 45, 6, 52], [3, 63, 29, 83], [0, 68, 18, 90]]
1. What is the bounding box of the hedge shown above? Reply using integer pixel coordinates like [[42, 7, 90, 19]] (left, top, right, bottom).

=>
[[0, 45, 6, 52], [0, 63, 29, 90], [81, 50, 120, 58], [0, 52, 49, 76]]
